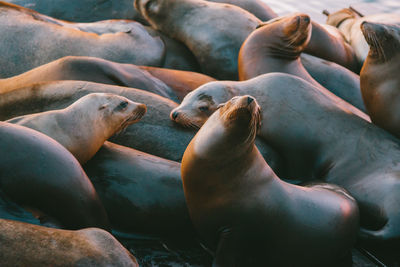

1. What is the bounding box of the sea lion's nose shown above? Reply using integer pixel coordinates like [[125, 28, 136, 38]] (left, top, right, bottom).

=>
[[247, 97, 254, 105], [171, 111, 179, 120]]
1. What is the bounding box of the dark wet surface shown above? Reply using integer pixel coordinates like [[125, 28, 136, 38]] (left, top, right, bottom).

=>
[[118, 236, 213, 267]]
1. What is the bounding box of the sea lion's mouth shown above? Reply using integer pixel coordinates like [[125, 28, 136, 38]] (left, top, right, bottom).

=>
[[170, 110, 202, 129], [117, 105, 147, 134]]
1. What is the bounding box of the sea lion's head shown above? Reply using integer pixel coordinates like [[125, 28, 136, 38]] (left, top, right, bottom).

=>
[[255, 13, 312, 58], [191, 95, 261, 159], [73, 93, 147, 135], [361, 21, 400, 63], [135, 0, 181, 29], [170, 82, 237, 129], [326, 8, 358, 28], [218, 95, 262, 143]]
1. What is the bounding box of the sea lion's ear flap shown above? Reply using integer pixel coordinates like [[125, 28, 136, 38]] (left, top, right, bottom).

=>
[[256, 22, 268, 29], [217, 103, 226, 109], [257, 16, 285, 29], [99, 104, 109, 110]]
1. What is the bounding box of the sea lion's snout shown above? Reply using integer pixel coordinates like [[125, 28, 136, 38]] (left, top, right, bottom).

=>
[[297, 14, 311, 27]]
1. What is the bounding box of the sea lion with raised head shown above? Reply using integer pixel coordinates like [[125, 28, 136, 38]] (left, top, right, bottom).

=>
[[135, 0, 261, 80], [238, 13, 367, 114], [83, 141, 195, 237], [0, 2, 165, 78], [181, 95, 359, 266], [172, 73, 400, 244], [0, 219, 138, 266], [360, 21, 400, 139], [7, 93, 147, 164], [0, 122, 109, 230], [0, 81, 282, 169], [326, 8, 400, 64]]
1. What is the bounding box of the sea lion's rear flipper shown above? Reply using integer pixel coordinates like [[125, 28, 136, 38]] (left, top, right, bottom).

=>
[[212, 228, 236, 267]]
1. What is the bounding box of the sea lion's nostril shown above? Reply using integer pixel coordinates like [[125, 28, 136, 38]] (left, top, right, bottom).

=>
[[172, 111, 179, 120], [247, 97, 254, 105]]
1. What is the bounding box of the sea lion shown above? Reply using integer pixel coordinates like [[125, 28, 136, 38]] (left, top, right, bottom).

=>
[[0, 81, 282, 169], [185, 73, 400, 244], [8, 0, 146, 23], [360, 21, 400, 139], [0, 219, 138, 266], [305, 20, 360, 72], [326, 8, 400, 64], [135, 0, 261, 80], [139, 66, 216, 101], [0, 56, 214, 102], [238, 13, 368, 115], [0, 2, 165, 78], [181, 95, 359, 266], [207, 0, 277, 21], [7, 93, 147, 164], [0, 122, 109, 230], [8, 8, 198, 72], [83, 141, 195, 237], [301, 53, 364, 111], [170, 72, 369, 137]]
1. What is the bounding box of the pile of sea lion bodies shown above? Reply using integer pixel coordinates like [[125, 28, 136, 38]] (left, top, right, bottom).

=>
[[1, 0, 400, 266]]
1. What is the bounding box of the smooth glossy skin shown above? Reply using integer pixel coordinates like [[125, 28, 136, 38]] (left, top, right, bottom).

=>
[[140, 66, 216, 102], [0, 56, 178, 101], [181, 95, 359, 267], [83, 142, 195, 237], [7, 93, 147, 164], [255, 74, 400, 243], [0, 2, 165, 78], [305, 20, 359, 72], [207, 0, 277, 21], [0, 219, 138, 266], [238, 13, 368, 115], [144, 26, 201, 72], [0, 80, 282, 166], [8, 0, 146, 23], [0, 122, 109, 230], [135, 0, 261, 80], [326, 9, 400, 65], [360, 22, 400, 139], [301, 53, 365, 112]]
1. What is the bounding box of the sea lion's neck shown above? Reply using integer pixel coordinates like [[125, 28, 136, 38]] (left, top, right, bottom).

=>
[[185, 141, 276, 196], [64, 105, 110, 140], [337, 19, 355, 42]]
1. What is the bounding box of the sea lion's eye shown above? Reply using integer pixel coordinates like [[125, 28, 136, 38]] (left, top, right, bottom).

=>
[[145, 0, 157, 12], [199, 106, 208, 112], [114, 101, 129, 112], [119, 101, 129, 109]]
